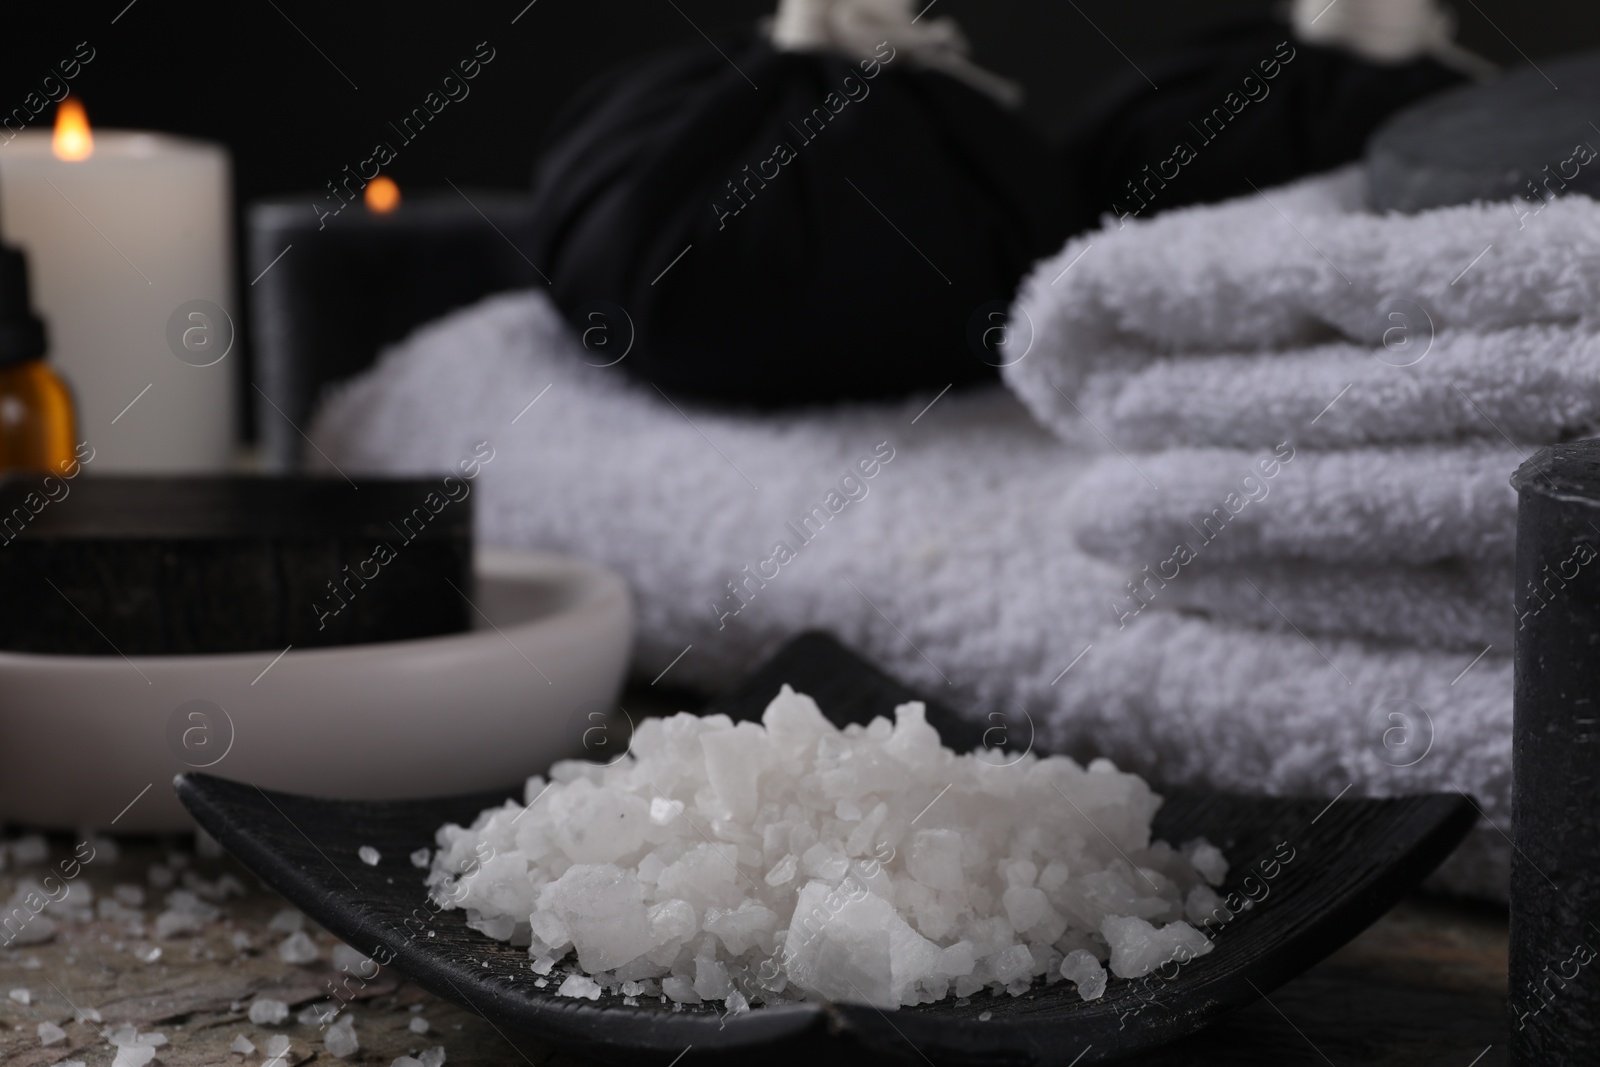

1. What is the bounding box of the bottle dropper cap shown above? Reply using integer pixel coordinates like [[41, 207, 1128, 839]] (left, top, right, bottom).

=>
[[0, 183, 48, 367]]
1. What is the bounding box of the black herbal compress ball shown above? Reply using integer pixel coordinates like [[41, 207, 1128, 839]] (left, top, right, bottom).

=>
[[527, 30, 1067, 407]]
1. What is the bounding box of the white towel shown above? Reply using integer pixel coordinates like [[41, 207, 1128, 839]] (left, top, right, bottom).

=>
[[1003, 166, 1600, 453], [1128, 558, 1510, 652], [308, 290, 1511, 900]]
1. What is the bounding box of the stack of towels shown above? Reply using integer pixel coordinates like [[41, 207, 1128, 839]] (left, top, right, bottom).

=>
[[1006, 165, 1600, 896]]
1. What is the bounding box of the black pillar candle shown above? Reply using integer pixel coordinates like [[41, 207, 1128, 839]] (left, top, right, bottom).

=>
[[1511, 440, 1600, 1063], [248, 190, 544, 470]]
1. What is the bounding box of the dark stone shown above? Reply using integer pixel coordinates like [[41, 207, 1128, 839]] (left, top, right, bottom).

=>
[[0, 475, 472, 655], [1368, 51, 1600, 213], [1510, 441, 1600, 1065]]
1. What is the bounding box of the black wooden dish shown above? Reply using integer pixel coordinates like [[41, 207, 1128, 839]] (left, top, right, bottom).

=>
[[176, 632, 1477, 1065]]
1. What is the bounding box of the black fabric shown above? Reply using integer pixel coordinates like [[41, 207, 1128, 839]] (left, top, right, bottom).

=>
[[527, 20, 1467, 408], [1058, 20, 1468, 234], [526, 30, 1069, 407]]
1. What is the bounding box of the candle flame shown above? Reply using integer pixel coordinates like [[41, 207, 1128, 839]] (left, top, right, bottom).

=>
[[365, 176, 401, 214], [52, 98, 94, 162]]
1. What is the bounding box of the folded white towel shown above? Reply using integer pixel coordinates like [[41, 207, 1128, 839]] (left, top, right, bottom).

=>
[[1068, 443, 1520, 569], [1137, 558, 1510, 652], [1003, 167, 1600, 452], [308, 290, 1512, 900]]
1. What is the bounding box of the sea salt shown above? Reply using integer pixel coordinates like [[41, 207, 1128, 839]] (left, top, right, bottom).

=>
[[419, 1048, 447, 1067], [279, 930, 319, 964], [325, 1015, 360, 1058], [248, 997, 289, 1025], [411, 848, 432, 868], [409, 1016, 430, 1034], [10, 834, 47, 865], [230, 1034, 255, 1054], [359, 846, 382, 866], [429, 686, 1216, 1010], [8, 988, 30, 1004], [37, 1020, 66, 1045], [267, 908, 305, 934]]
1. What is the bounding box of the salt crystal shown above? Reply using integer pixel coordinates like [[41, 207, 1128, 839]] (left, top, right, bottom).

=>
[[1182, 839, 1229, 886], [134, 945, 162, 963], [418, 1047, 447, 1067], [978, 1010, 993, 1021], [409, 1016, 429, 1034], [111, 1047, 156, 1067], [1099, 916, 1213, 979], [37, 1020, 66, 1045], [279, 930, 319, 964], [358, 846, 381, 866], [411, 848, 432, 868], [76, 1006, 102, 1023], [8, 988, 30, 1004], [248, 997, 289, 1024], [332, 943, 374, 974], [557, 974, 602, 1000], [1059, 949, 1107, 1001], [230, 1033, 254, 1054], [10, 834, 47, 865], [266, 908, 305, 934], [262, 1033, 293, 1066], [21, 955, 41, 969], [325, 1017, 360, 1058]]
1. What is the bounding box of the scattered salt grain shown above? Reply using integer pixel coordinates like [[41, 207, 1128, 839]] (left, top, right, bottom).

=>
[[1183, 839, 1229, 886], [266, 908, 305, 934], [8, 988, 30, 1004], [279, 930, 319, 964], [297, 1003, 338, 1027], [410, 848, 432, 868], [262, 1034, 292, 1066], [429, 685, 1217, 1011], [37, 1020, 66, 1045], [418, 1047, 447, 1067], [21, 956, 41, 970], [558, 975, 602, 1000], [332, 943, 373, 974], [111, 1047, 156, 1067], [76, 1006, 102, 1024], [134, 945, 162, 963], [230, 1033, 254, 1054], [978, 1010, 993, 1021], [358, 846, 381, 866], [409, 1016, 429, 1034], [10, 835, 47, 865], [1059, 949, 1107, 1001], [248, 997, 289, 1025], [324, 1015, 360, 1058]]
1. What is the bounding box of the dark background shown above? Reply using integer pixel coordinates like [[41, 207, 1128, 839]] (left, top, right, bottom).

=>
[[2, 0, 1596, 440], [6, 0, 1595, 212]]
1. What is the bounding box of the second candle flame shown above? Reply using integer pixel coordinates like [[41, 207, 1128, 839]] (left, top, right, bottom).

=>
[[52, 98, 93, 162]]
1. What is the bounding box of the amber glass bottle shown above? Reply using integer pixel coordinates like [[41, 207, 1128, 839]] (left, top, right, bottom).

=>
[[0, 240, 75, 475]]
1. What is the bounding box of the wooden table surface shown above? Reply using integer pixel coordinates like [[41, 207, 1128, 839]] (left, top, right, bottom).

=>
[[0, 830, 1508, 1067]]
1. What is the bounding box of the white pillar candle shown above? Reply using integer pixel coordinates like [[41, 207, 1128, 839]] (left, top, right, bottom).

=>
[[0, 114, 235, 472]]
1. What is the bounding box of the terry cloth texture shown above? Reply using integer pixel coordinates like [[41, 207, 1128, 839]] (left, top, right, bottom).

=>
[[309, 289, 1512, 900]]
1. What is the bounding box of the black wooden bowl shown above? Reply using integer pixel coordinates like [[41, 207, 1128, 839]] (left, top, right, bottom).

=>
[[176, 632, 1476, 1065]]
